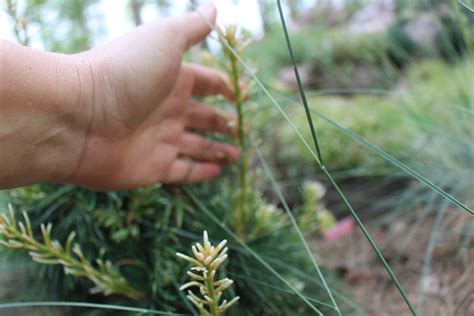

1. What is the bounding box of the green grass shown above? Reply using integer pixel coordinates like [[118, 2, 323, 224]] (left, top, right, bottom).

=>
[[258, 57, 473, 214]]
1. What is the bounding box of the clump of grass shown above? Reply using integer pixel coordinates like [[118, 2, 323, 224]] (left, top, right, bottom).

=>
[[298, 181, 336, 234], [176, 231, 239, 316]]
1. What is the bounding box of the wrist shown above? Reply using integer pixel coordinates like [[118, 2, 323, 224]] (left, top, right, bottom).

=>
[[47, 53, 97, 184], [0, 42, 97, 188]]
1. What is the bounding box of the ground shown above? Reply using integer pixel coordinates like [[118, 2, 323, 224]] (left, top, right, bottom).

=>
[[316, 210, 473, 316]]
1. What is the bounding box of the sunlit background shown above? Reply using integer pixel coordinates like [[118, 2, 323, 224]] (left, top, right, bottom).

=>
[[1, 0, 325, 48]]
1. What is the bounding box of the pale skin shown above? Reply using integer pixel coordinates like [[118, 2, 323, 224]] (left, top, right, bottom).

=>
[[0, 3, 241, 191]]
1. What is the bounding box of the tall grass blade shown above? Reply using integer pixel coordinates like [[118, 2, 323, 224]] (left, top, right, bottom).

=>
[[455, 289, 474, 315], [308, 106, 473, 216], [0, 302, 182, 315], [320, 167, 418, 315], [458, 0, 474, 13], [417, 200, 450, 313], [229, 273, 336, 310], [255, 145, 341, 315], [262, 254, 367, 315], [275, 2, 418, 314], [276, 0, 324, 166]]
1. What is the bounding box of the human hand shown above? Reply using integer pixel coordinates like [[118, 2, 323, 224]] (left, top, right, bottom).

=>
[[63, 3, 239, 191]]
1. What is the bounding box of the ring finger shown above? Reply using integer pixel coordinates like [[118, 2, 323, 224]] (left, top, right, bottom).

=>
[[178, 132, 240, 163]]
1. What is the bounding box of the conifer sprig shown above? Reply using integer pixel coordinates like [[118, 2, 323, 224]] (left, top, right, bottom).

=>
[[0, 205, 144, 301], [176, 231, 239, 316], [217, 25, 253, 236]]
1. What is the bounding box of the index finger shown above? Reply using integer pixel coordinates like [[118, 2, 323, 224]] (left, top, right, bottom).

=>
[[183, 63, 235, 100]]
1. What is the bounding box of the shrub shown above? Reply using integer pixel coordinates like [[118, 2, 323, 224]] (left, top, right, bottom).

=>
[[259, 58, 473, 214], [0, 25, 354, 316]]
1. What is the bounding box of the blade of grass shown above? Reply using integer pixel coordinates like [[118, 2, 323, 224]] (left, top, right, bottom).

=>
[[455, 289, 474, 316], [260, 254, 367, 315], [254, 145, 341, 315], [0, 302, 183, 315], [320, 167, 417, 315], [275, 2, 418, 314], [229, 273, 336, 310], [458, 0, 474, 12], [307, 106, 473, 216], [275, 0, 324, 166], [417, 200, 450, 313]]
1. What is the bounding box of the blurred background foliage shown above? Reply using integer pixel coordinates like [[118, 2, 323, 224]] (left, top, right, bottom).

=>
[[1, 0, 473, 315]]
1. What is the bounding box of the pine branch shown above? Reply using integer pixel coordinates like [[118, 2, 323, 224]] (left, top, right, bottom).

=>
[[217, 25, 253, 237], [0, 205, 144, 301], [177, 231, 239, 316]]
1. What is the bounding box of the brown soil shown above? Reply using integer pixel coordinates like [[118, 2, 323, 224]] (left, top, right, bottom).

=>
[[316, 210, 473, 316]]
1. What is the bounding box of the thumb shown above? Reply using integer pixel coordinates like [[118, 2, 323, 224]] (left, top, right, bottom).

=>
[[177, 2, 217, 50]]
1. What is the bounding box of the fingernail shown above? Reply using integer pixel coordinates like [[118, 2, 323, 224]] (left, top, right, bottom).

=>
[[216, 151, 226, 159]]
